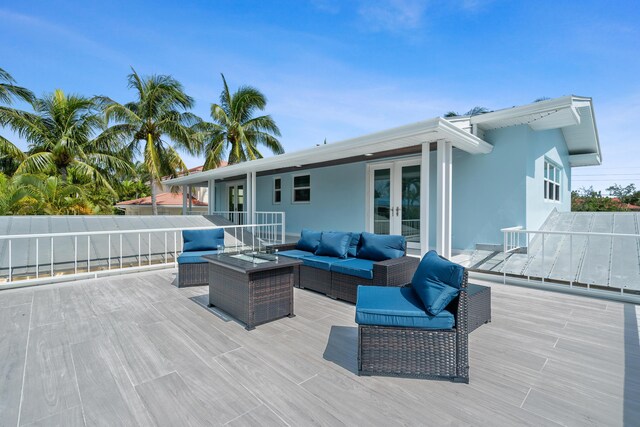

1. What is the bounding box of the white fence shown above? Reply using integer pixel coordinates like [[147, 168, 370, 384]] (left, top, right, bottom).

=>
[[502, 226, 640, 294], [0, 221, 285, 288]]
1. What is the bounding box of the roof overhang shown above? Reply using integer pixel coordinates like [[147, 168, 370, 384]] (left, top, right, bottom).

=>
[[470, 96, 601, 167], [165, 117, 493, 186]]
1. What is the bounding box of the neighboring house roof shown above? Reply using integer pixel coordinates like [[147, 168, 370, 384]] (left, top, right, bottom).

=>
[[611, 198, 640, 211], [164, 117, 493, 186], [162, 162, 229, 180], [116, 192, 208, 207]]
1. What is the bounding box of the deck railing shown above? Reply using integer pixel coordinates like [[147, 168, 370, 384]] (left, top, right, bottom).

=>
[[0, 220, 284, 288], [501, 226, 640, 295]]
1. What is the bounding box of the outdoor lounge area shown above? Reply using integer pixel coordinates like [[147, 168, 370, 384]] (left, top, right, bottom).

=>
[[1, 268, 638, 426]]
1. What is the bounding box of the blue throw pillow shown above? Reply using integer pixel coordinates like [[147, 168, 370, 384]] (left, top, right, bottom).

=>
[[183, 229, 225, 252], [315, 232, 352, 258], [412, 251, 464, 316], [296, 229, 322, 252], [347, 233, 361, 257], [356, 232, 406, 261]]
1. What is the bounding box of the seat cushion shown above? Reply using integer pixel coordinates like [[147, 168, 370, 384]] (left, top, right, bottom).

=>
[[183, 229, 224, 252], [331, 258, 375, 280], [296, 229, 322, 252], [347, 233, 361, 257], [356, 232, 406, 261], [412, 251, 464, 316], [177, 250, 221, 264], [355, 286, 455, 329], [302, 255, 349, 272], [278, 249, 315, 260], [315, 231, 352, 258]]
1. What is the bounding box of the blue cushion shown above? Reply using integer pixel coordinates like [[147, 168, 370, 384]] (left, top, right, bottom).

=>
[[348, 233, 361, 257], [331, 258, 374, 280], [315, 231, 352, 258], [412, 251, 464, 316], [355, 286, 455, 329], [302, 255, 349, 271], [278, 249, 315, 260], [356, 232, 406, 261], [177, 250, 220, 264], [296, 229, 322, 252], [183, 229, 224, 252]]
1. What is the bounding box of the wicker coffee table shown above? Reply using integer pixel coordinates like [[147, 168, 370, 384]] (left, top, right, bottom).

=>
[[202, 252, 302, 330]]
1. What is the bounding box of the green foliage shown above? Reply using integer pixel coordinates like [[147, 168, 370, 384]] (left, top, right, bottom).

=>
[[443, 106, 490, 118], [571, 187, 628, 212], [101, 69, 200, 215], [605, 183, 640, 205], [198, 74, 283, 169]]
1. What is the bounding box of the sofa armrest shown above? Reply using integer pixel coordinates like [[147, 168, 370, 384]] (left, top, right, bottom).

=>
[[372, 256, 420, 287], [265, 242, 298, 253]]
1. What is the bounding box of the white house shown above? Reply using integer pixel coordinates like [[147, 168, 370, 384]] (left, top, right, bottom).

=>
[[164, 96, 601, 259]]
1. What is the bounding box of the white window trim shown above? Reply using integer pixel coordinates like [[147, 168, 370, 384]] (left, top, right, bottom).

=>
[[273, 176, 282, 205], [544, 159, 562, 203], [292, 173, 311, 204]]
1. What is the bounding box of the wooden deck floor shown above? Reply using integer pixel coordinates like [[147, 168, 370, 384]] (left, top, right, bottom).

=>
[[1, 270, 639, 426]]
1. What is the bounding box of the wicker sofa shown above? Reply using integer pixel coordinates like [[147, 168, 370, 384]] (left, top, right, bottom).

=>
[[268, 230, 419, 304], [356, 252, 469, 382], [177, 229, 225, 287]]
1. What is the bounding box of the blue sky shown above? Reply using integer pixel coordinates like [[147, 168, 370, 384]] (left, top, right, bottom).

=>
[[1, 0, 639, 192]]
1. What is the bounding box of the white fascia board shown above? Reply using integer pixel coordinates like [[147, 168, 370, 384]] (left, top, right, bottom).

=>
[[164, 117, 492, 186], [569, 153, 602, 167], [470, 95, 579, 129]]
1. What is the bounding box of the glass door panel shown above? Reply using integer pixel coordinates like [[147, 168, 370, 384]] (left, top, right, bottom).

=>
[[373, 168, 391, 235], [401, 165, 420, 244]]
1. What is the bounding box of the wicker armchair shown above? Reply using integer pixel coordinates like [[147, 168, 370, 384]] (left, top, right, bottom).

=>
[[358, 269, 469, 383], [178, 263, 209, 287]]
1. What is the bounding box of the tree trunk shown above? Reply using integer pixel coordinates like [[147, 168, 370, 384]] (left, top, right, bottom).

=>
[[150, 178, 158, 215], [60, 167, 67, 183]]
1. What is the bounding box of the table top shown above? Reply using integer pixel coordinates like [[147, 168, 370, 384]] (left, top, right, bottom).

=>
[[202, 251, 302, 274]]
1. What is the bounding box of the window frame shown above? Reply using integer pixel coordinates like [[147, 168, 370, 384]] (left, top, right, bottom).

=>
[[543, 159, 562, 203], [291, 173, 311, 204], [273, 176, 282, 205]]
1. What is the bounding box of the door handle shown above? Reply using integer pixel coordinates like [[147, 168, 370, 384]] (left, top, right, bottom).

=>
[[395, 207, 400, 216]]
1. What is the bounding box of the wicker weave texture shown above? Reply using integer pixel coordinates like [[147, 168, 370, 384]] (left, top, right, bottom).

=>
[[467, 284, 491, 333], [178, 263, 209, 287], [358, 270, 469, 383], [208, 264, 294, 330], [299, 265, 332, 295]]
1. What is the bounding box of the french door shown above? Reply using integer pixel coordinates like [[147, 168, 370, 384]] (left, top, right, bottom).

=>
[[369, 159, 421, 250], [226, 181, 245, 224]]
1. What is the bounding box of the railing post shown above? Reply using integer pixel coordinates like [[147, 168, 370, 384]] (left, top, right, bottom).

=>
[[174, 231, 177, 266], [541, 232, 545, 284], [50, 237, 54, 277], [36, 238, 39, 279], [119, 234, 123, 269], [569, 234, 573, 288], [8, 240, 11, 283], [164, 232, 167, 264], [108, 234, 111, 270], [75, 236, 78, 274], [148, 233, 151, 266], [503, 231, 507, 285], [281, 212, 286, 244], [138, 234, 141, 267], [87, 236, 91, 273]]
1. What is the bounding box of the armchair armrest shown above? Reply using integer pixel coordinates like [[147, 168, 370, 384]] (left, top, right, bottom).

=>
[[372, 256, 420, 287]]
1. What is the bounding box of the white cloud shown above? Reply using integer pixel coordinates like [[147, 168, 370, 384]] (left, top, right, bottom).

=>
[[357, 0, 428, 32]]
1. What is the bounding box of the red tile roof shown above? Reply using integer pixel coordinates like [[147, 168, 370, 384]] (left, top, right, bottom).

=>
[[116, 192, 207, 206], [164, 163, 229, 180]]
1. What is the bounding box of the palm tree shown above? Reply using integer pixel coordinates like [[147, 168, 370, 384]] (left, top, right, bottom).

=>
[[198, 74, 283, 170], [102, 69, 201, 215], [0, 90, 131, 191], [0, 67, 34, 105], [14, 174, 91, 215], [443, 106, 490, 118]]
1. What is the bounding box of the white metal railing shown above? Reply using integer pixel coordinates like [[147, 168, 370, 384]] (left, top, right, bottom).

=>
[[501, 226, 640, 295], [210, 211, 285, 233], [0, 221, 285, 288]]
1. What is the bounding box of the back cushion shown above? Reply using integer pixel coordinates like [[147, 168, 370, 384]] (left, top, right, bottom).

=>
[[347, 233, 361, 257], [315, 231, 352, 258], [356, 232, 406, 261], [411, 250, 464, 315], [296, 229, 322, 252], [183, 228, 225, 252]]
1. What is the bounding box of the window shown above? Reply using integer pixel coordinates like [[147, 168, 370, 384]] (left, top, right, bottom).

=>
[[292, 174, 311, 203], [273, 177, 281, 204], [544, 160, 561, 202]]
